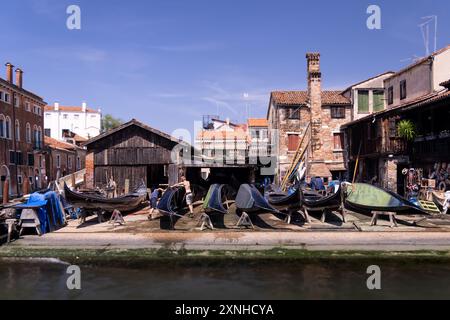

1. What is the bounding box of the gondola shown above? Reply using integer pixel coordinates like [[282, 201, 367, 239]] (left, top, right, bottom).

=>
[[267, 187, 301, 211], [235, 184, 280, 214], [203, 184, 232, 215], [156, 186, 187, 218], [300, 185, 342, 211], [64, 182, 147, 212], [345, 183, 429, 215]]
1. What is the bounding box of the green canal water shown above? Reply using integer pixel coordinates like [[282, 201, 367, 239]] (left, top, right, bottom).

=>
[[1, 257, 450, 299]]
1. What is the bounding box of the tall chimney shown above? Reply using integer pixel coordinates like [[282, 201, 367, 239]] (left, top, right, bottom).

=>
[[5, 63, 14, 84], [54, 102, 60, 111], [306, 52, 322, 160], [82, 102, 87, 112], [15, 68, 23, 88]]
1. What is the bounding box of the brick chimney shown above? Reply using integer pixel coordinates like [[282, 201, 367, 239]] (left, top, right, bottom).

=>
[[15, 68, 23, 88], [306, 52, 322, 159], [5, 63, 14, 84]]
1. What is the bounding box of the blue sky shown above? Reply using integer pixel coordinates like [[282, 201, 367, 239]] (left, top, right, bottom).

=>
[[1, 0, 449, 136]]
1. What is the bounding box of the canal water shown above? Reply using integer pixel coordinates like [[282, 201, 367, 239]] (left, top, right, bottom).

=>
[[1, 258, 449, 299]]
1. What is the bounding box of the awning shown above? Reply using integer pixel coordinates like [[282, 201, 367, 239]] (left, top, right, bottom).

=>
[[308, 163, 332, 178]]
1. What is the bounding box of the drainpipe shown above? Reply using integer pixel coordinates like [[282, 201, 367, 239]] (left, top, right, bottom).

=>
[[12, 92, 20, 196]]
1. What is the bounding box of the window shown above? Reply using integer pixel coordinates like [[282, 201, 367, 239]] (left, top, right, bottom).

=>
[[9, 151, 15, 164], [4, 93, 10, 103], [388, 86, 394, 105], [44, 128, 51, 137], [37, 107, 41, 116], [357, 90, 369, 113], [0, 91, 3, 101], [16, 152, 23, 165], [26, 123, 31, 143], [15, 120, 20, 141], [25, 102, 31, 112], [76, 157, 81, 170], [288, 107, 301, 120], [39, 155, 43, 168], [388, 118, 397, 138], [5, 117, 11, 139], [0, 115, 4, 138], [74, 114, 79, 119], [373, 90, 384, 112], [28, 153, 34, 166], [331, 106, 345, 119], [17, 175, 23, 185], [287, 134, 300, 152], [400, 80, 407, 100], [333, 133, 343, 150], [68, 156, 73, 170], [14, 96, 19, 108], [63, 114, 68, 119], [56, 154, 61, 168]]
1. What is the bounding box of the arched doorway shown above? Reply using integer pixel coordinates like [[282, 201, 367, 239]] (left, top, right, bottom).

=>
[[0, 165, 11, 198]]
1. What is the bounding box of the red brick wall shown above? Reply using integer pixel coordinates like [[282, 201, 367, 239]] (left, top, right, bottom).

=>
[[0, 80, 45, 197], [85, 151, 94, 188]]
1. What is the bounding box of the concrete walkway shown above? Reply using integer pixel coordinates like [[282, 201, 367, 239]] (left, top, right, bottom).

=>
[[10, 231, 450, 251]]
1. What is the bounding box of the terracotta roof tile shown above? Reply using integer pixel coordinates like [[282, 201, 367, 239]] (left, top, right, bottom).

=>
[[197, 130, 249, 141], [44, 105, 100, 114], [271, 91, 350, 106], [45, 136, 77, 151], [248, 118, 268, 127]]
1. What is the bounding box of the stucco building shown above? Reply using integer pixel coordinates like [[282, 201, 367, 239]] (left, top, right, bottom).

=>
[[44, 102, 101, 141]]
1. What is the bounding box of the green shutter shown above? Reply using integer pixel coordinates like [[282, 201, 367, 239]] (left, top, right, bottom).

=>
[[358, 91, 369, 113], [373, 91, 384, 112]]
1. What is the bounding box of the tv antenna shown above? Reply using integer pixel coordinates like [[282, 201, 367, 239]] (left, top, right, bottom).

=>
[[419, 15, 437, 56]]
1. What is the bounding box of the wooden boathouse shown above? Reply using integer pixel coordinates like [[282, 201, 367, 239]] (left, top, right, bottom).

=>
[[84, 119, 186, 192]]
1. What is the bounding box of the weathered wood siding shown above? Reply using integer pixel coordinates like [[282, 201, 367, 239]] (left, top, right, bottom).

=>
[[88, 124, 178, 189]]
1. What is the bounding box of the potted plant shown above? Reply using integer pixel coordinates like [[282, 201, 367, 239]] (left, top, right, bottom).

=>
[[397, 120, 417, 142]]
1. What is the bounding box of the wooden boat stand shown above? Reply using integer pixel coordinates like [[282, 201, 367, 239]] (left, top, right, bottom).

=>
[[303, 205, 346, 224], [236, 212, 254, 229], [370, 211, 398, 228], [109, 209, 125, 227], [197, 213, 214, 231], [79, 209, 106, 225]]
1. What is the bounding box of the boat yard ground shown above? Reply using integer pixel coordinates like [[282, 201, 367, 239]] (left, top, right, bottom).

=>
[[3, 203, 450, 262]]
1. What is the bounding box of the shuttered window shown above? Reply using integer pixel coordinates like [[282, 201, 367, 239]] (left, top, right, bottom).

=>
[[373, 90, 384, 112], [388, 86, 394, 105], [287, 134, 300, 151], [357, 90, 369, 113], [400, 80, 407, 100], [333, 133, 343, 150]]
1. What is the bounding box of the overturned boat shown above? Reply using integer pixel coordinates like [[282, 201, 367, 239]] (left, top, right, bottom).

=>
[[300, 185, 342, 211], [267, 187, 301, 211], [203, 184, 233, 215], [345, 183, 428, 215], [64, 183, 147, 212], [157, 186, 186, 218], [235, 184, 279, 214]]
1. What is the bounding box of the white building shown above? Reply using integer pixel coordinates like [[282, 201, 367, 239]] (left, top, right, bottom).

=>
[[44, 102, 102, 141]]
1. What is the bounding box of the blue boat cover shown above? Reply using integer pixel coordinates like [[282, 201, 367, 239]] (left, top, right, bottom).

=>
[[15, 191, 65, 234]]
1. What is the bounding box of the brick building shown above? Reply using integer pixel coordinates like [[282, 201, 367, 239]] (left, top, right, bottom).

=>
[[267, 53, 352, 184], [0, 63, 46, 198], [44, 136, 86, 182]]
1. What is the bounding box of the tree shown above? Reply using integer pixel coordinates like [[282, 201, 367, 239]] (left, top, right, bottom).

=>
[[101, 114, 123, 132]]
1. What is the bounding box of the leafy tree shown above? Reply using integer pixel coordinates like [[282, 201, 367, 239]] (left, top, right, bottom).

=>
[[101, 114, 123, 132]]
